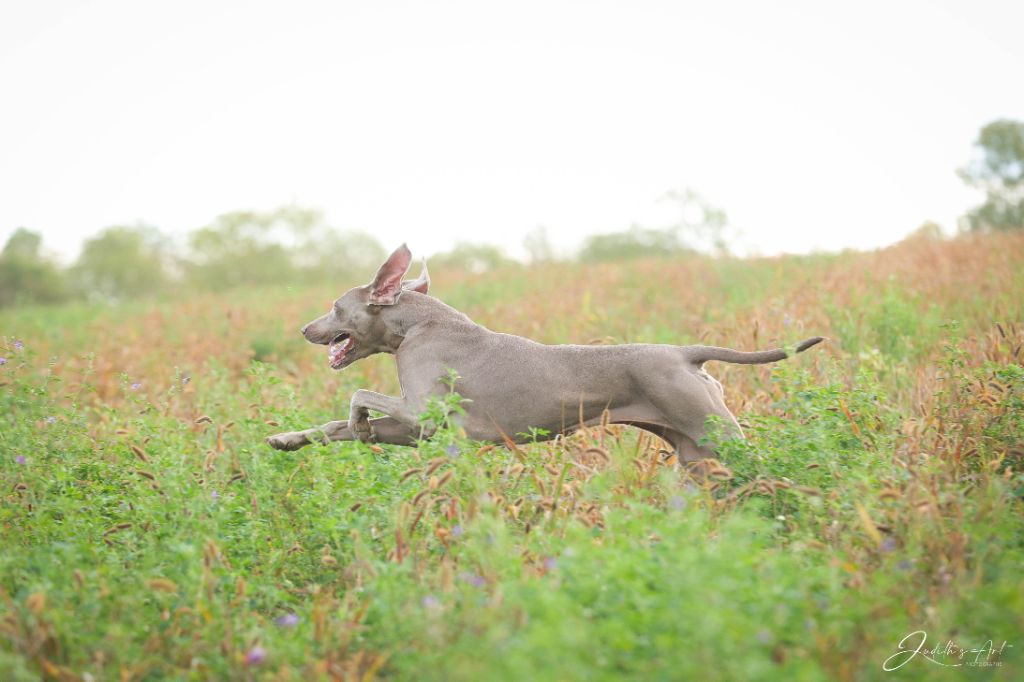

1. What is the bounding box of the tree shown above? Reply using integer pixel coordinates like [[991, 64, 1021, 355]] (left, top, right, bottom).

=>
[[578, 224, 689, 263], [0, 228, 70, 307], [429, 242, 513, 273], [959, 119, 1024, 231], [661, 187, 734, 256], [186, 206, 385, 290], [906, 221, 944, 241], [523, 225, 555, 263], [187, 210, 296, 289], [72, 225, 169, 301], [577, 187, 734, 263]]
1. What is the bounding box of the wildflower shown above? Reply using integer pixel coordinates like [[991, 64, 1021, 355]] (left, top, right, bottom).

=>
[[880, 537, 897, 553], [244, 646, 266, 666], [130, 382, 142, 390], [669, 495, 686, 511], [460, 572, 485, 588], [445, 444, 460, 458], [14, 340, 23, 350], [895, 560, 913, 572], [0, 357, 6, 366], [421, 595, 440, 609], [45, 416, 56, 424], [543, 556, 557, 571], [211, 490, 219, 501], [451, 524, 463, 538], [274, 613, 299, 627], [181, 374, 191, 385], [16, 455, 26, 465]]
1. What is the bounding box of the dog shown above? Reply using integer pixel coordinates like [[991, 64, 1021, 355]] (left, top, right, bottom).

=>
[[266, 244, 823, 462]]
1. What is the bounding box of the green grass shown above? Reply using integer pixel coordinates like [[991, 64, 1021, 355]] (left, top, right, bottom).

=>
[[2, 233, 1023, 680]]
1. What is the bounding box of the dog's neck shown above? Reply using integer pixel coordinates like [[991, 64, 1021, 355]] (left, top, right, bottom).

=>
[[377, 293, 477, 351]]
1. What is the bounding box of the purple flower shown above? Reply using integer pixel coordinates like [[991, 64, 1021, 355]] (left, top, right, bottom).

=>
[[460, 572, 485, 588], [445, 444, 460, 458], [669, 495, 686, 511], [543, 556, 557, 571], [15, 455, 26, 465], [45, 416, 56, 424], [0, 357, 6, 366], [880, 537, 897, 553], [210, 490, 219, 501], [181, 374, 191, 385], [130, 382, 141, 390], [13, 340, 23, 350], [896, 560, 913, 572], [421, 595, 440, 609], [274, 613, 299, 627], [244, 646, 266, 666], [451, 525, 463, 538]]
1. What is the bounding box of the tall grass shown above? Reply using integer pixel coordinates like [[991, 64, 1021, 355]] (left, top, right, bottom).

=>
[[2, 232, 1022, 680]]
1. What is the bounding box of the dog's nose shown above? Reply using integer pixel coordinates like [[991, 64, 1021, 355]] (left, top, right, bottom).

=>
[[300, 325, 308, 336]]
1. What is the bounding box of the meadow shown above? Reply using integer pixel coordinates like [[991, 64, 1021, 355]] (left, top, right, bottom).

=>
[[1, 231, 1023, 680]]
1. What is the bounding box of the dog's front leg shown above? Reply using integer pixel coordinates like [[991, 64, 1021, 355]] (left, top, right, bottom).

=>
[[349, 390, 420, 443], [266, 420, 349, 451], [267, 416, 419, 451]]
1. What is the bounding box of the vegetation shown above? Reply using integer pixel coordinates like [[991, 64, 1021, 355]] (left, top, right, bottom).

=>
[[960, 119, 1024, 232], [0, 229, 68, 308], [0, 208, 389, 308], [2, 230, 1022, 679], [4, 118, 1022, 309], [425, 242, 513, 274], [579, 188, 731, 263], [71, 226, 170, 302]]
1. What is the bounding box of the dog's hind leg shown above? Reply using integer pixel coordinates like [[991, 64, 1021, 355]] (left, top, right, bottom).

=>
[[639, 367, 743, 462]]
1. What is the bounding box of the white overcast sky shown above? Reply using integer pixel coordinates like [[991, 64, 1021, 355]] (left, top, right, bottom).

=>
[[1, 0, 1022, 262]]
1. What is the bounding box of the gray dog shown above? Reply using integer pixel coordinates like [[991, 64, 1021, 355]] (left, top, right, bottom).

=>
[[266, 244, 823, 462]]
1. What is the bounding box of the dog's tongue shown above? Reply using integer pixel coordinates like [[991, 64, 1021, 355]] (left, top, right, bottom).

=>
[[328, 337, 354, 368]]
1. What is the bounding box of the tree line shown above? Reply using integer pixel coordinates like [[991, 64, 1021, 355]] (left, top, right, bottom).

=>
[[1, 188, 735, 308], [0, 207, 388, 308], [2, 120, 1021, 308]]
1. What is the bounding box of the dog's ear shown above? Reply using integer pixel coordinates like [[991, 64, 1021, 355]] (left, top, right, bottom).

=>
[[368, 243, 412, 306], [402, 259, 430, 295]]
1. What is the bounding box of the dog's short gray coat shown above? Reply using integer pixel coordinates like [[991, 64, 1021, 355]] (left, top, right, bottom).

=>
[[267, 244, 823, 461]]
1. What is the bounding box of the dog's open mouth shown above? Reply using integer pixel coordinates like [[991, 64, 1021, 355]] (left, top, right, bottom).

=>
[[328, 333, 355, 369]]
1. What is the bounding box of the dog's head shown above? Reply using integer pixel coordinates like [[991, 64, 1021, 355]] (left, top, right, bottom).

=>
[[300, 243, 430, 370]]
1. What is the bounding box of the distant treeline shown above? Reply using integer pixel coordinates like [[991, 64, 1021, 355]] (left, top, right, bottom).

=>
[[0, 194, 732, 308], [0, 207, 393, 308], [2, 117, 1021, 308]]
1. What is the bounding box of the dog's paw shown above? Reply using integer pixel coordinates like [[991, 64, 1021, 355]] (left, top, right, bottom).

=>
[[266, 432, 306, 451], [349, 416, 376, 444]]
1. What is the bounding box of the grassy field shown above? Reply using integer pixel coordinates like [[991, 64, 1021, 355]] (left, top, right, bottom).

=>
[[2, 231, 1023, 680]]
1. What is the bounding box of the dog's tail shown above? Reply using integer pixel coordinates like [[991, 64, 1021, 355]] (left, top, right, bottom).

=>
[[685, 337, 825, 366]]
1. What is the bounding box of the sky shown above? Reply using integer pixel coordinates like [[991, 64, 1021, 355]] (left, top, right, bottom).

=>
[[1, 0, 1022, 263]]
